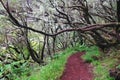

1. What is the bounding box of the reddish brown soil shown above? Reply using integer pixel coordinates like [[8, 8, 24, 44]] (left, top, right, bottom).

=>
[[60, 52, 93, 80]]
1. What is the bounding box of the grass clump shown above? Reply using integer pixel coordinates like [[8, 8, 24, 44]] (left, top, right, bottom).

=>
[[82, 46, 100, 62], [20, 45, 117, 80], [93, 58, 116, 80], [0, 60, 31, 80], [28, 48, 76, 80], [82, 45, 117, 80], [93, 49, 120, 80]]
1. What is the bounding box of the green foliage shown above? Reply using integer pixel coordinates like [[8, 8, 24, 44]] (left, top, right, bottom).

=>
[[0, 60, 30, 80], [28, 48, 75, 80], [0, 44, 116, 80], [30, 40, 43, 52], [74, 43, 87, 51], [82, 45, 115, 80], [11, 0, 17, 2], [116, 64, 120, 69], [93, 58, 116, 80], [93, 64, 114, 80], [22, 45, 100, 80], [82, 46, 100, 62]]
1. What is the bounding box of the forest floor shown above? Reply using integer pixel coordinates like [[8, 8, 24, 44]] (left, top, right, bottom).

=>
[[60, 52, 93, 80]]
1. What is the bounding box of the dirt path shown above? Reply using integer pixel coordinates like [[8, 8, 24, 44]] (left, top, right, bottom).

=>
[[60, 52, 93, 80]]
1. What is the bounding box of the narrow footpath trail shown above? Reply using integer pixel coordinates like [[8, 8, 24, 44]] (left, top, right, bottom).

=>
[[60, 52, 93, 80]]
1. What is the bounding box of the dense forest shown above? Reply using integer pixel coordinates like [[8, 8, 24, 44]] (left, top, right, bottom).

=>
[[0, 0, 120, 80]]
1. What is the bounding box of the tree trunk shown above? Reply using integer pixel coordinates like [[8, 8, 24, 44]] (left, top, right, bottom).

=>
[[116, 0, 120, 42]]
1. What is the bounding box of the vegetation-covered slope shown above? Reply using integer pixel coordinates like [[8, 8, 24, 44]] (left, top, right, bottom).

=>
[[0, 0, 120, 80]]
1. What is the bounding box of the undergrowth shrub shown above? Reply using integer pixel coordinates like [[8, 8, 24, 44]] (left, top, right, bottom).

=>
[[82, 46, 100, 62], [93, 60, 115, 80], [6, 44, 115, 80], [28, 48, 75, 80], [0, 60, 30, 80], [82, 45, 115, 80]]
